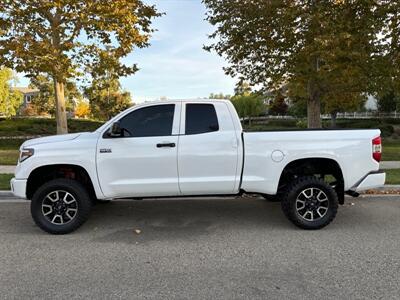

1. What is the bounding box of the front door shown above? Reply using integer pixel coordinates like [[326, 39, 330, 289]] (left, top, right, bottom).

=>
[[96, 103, 181, 198]]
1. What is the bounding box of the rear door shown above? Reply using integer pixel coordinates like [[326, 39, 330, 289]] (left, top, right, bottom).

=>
[[177, 102, 240, 195], [97, 103, 181, 198]]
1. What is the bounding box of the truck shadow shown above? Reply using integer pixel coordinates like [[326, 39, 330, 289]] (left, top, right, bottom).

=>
[[89, 197, 292, 244]]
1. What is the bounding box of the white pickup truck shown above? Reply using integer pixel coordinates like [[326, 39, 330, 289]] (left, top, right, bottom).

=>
[[11, 100, 385, 234]]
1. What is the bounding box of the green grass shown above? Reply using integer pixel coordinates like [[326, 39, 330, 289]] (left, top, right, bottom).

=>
[[0, 118, 103, 137], [0, 150, 19, 165], [385, 169, 400, 185], [0, 174, 13, 190], [0, 139, 25, 150], [0, 139, 24, 165], [382, 140, 400, 161]]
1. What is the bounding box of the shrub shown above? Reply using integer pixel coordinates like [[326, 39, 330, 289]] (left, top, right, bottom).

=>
[[379, 125, 394, 137], [296, 120, 307, 128], [20, 105, 37, 116]]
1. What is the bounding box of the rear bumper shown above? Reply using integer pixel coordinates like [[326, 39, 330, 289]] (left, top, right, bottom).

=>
[[353, 171, 386, 192], [10, 178, 27, 199]]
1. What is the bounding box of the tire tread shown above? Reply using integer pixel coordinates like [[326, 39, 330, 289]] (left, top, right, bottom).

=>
[[281, 176, 338, 230], [31, 178, 92, 234]]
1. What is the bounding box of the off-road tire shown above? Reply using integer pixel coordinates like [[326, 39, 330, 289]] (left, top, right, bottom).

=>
[[281, 176, 338, 230], [31, 179, 92, 234]]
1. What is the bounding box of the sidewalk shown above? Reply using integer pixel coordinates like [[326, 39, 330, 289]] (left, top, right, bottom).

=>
[[381, 161, 400, 169], [0, 166, 15, 173]]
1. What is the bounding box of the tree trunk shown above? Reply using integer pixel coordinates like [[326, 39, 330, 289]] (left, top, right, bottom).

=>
[[307, 54, 322, 128], [53, 79, 68, 134], [330, 112, 337, 128], [307, 95, 321, 128]]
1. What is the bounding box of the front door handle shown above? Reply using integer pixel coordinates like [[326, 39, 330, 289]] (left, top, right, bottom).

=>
[[156, 142, 176, 148]]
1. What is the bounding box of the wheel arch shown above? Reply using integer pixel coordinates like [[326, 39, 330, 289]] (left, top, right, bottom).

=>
[[278, 157, 345, 204], [26, 164, 97, 200]]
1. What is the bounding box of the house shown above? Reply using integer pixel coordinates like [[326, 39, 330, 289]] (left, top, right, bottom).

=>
[[365, 95, 378, 110], [11, 87, 40, 110]]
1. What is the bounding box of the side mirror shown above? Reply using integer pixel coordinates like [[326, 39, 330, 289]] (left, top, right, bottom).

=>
[[109, 121, 122, 137]]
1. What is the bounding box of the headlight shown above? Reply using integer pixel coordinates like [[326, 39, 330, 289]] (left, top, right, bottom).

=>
[[19, 148, 34, 162]]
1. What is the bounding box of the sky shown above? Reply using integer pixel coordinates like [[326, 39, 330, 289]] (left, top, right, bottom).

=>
[[17, 0, 236, 103]]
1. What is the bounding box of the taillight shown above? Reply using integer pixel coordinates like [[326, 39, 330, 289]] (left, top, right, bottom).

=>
[[372, 136, 382, 162]]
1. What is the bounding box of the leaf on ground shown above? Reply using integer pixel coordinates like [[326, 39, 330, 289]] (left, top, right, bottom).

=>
[[363, 189, 400, 195]]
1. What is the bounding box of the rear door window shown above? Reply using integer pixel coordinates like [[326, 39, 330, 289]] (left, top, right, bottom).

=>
[[185, 104, 219, 135]]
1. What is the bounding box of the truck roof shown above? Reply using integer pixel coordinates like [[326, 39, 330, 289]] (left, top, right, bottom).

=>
[[136, 98, 231, 105], [95, 98, 234, 134]]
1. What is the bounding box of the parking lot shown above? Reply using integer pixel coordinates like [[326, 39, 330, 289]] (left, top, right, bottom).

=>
[[0, 195, 399, 299]]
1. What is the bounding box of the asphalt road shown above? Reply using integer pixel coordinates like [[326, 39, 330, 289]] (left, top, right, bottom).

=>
[[0, 195, 399, 299]]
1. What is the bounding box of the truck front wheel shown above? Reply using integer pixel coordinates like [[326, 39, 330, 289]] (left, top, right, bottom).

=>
[[31, 179, 92, 234], [281, 176, 338, 230]]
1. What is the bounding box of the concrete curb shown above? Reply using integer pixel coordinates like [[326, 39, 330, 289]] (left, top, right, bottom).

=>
[[0, 190, 12, 193], [365, 185, 400, 191], [374, 184, 400, 188], [0, 191, 14, 197]]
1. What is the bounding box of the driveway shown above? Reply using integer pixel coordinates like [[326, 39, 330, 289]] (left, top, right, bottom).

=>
[[0, 196, 399, 299]]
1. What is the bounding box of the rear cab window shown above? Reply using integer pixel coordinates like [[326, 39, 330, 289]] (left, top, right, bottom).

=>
[[185, 103, 219, 135]]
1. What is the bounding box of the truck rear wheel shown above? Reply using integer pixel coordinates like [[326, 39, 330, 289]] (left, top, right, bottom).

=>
[[31, 179, 92, 234], [281, 176, 338, 229]]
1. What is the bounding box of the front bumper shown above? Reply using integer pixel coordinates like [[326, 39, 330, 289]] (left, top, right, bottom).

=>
[[353, 171, 386, 192], [10, 178, 27, 199]]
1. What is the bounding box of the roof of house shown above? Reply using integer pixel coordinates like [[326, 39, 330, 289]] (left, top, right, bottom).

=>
[[11, 87, 39, 94]]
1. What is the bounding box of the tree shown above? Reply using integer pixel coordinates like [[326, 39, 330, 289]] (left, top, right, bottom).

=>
[[232, 79, 265, 126], [0, 1, 160, 134], [0, 68, 23, 118], [231, 93, 264, 127], [209, 93, 231, 100], [288, 97, 308, 118], [323, 92, 366, 127], [74, 100, 91, 119], [204, 1, 387, 128], [85, 76, 133, 121], [29, 75, 81, 116], [380, 2, 400, 99], [377, 91, 399, 113], [269, 92, 288, 116], [234, 79, 251, 96]]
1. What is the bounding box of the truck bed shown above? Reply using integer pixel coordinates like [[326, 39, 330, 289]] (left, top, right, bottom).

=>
[[241, 129, 381, 194]]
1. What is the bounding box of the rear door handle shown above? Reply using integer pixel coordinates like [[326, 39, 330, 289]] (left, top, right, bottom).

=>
[[156, 142, 176, 148]]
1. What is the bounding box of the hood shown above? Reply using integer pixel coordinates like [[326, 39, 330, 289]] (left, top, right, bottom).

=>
[[22, 133, 82, 148]]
